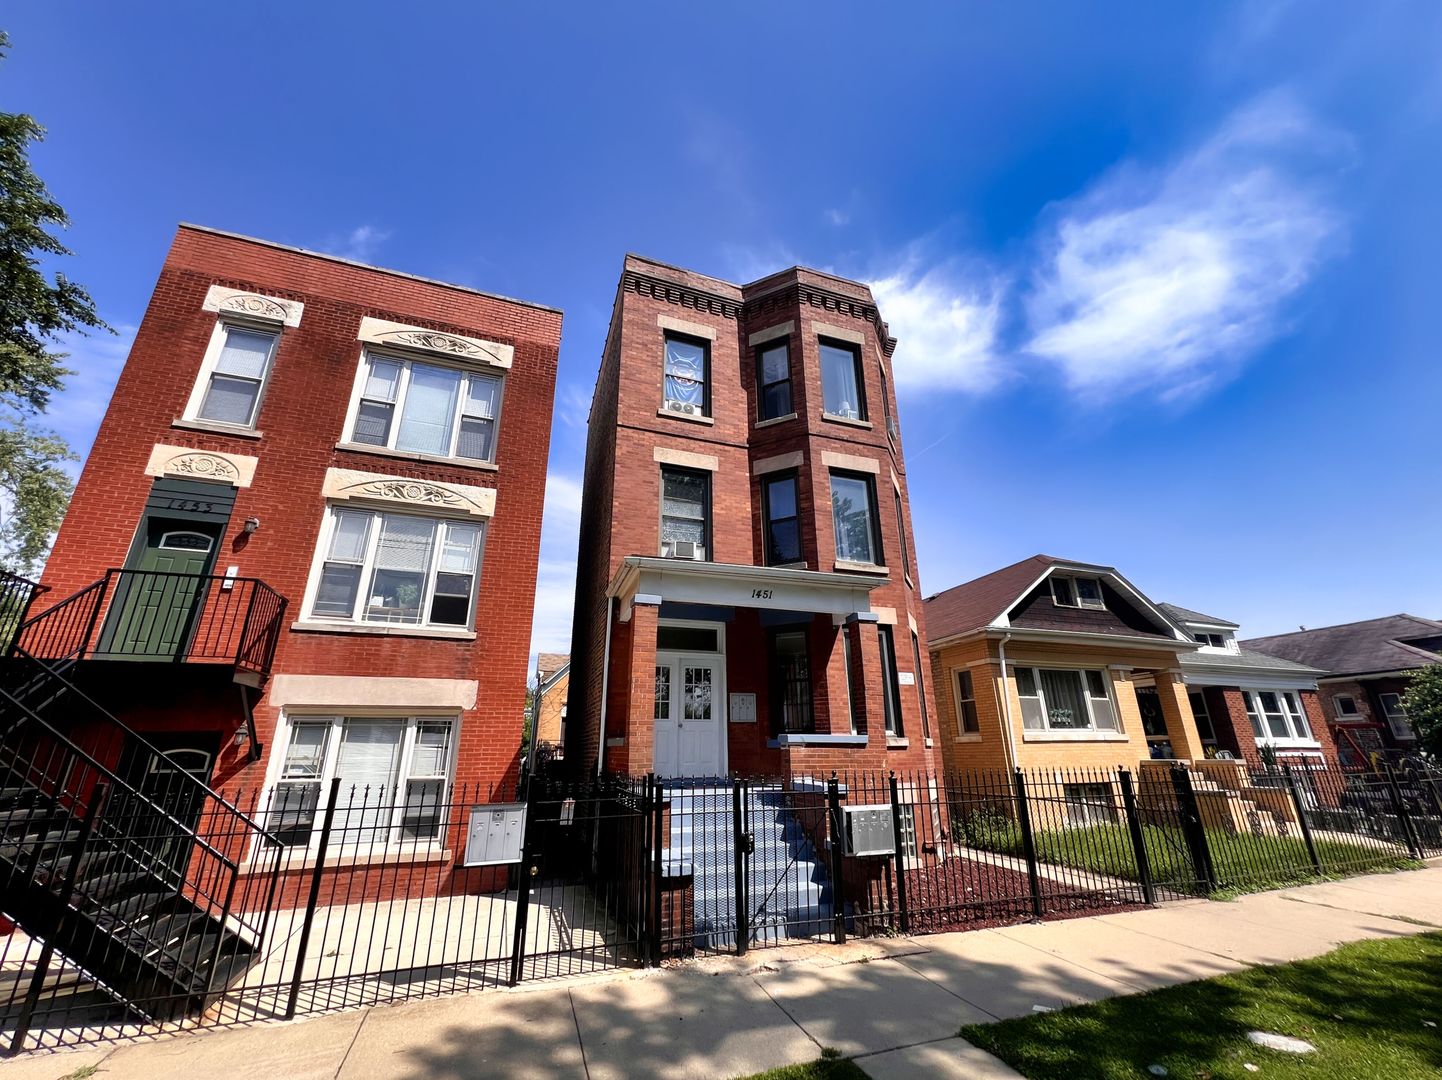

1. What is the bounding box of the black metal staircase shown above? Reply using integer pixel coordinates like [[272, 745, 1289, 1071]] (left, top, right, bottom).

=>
[[0, 571, 285, 1053]]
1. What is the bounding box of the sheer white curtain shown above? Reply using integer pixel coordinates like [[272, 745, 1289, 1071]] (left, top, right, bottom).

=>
[[820, 342, 861, 417]]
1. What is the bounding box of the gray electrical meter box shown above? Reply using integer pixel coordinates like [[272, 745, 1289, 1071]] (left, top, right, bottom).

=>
[[463, 803, 527, 866], [841, 804, 895, 856]]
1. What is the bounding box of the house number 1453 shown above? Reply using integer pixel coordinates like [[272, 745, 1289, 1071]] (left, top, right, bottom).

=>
[[750, 588, 773, 600]]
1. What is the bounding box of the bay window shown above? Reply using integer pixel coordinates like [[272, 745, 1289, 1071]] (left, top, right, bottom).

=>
[[347, 352, 502, 463], [1015, 667, 1120, 733], [879, 626, 903, 737], [1242, 690, 1315, 744], [757, 341, 792, 420], [820, 339, 866, 420], [762, 472, 801, 566], [310, 507, 485, 629], [271, 715, 456, 847], [830, 472, 882, 566], [190, 323, 279, 428]]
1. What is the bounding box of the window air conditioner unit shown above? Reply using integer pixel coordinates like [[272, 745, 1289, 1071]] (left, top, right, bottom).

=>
[[669, 540, 703, 561], [666, 400, 698, 415]]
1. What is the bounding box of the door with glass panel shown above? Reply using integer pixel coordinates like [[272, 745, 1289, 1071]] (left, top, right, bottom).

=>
[[652, 655, 724, 778]]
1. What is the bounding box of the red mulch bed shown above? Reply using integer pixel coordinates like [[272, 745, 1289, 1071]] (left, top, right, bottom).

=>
[[855, 853, 1147, 937]]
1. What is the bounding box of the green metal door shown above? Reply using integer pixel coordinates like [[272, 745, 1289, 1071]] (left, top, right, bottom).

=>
[[99, 520, 220, 659]]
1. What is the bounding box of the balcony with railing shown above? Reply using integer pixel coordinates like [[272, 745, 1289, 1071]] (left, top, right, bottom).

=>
[[8, 568, 288, 679]]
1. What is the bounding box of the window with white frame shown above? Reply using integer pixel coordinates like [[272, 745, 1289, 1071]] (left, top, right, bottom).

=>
[[1333, 693, 1361, 719], [1051, 576, 1104, 609], [1194, 632, 1227, 648], [347, 352, 502, 463], [309, 507, 485, 629], [187, 323, 280, 428], [1063, 782, 1117, 827], [954, 668, 980, 735], [1242, 690, 1314, 744], [271, 715, 455, 847], [1378, 693, 1415, 739], [1014, 667, 1119, 733]]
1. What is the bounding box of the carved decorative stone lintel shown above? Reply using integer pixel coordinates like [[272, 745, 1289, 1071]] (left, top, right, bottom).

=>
[[322, 468, 496, 518], [357, 318, 513, 369], [203, 285, 304, 327], [144, 444, 258, 488]]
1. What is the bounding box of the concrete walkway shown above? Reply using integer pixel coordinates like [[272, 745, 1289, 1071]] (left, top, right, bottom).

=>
[[10, 865, 1440, 1080]]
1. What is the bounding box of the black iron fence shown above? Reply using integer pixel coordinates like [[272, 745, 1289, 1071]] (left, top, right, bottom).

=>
[[4, 759, 1438, 1054]]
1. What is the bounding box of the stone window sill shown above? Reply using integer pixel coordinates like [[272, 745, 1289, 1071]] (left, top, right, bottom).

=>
[[772, 733, 868, 748], [822, 412, 873, 429], [886, 737, 909, 750], [173, 417, 263, 440], [833, 560, 888, 575], [256, 845, 452, 873], [657, 407, 714, 425], [954, 733, 983, 743], [754, 413, 797, 429], [1023, 731, 1128, 743], [290, 619, 476, 641], [335, 442, 499, 471]]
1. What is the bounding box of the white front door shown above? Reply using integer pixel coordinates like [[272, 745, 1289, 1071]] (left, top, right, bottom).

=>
[[653, 653, 724, 778]]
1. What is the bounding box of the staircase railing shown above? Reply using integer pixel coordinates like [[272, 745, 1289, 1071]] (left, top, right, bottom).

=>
[[12, 569, 288, 677], [0, 648, 286, 1049]]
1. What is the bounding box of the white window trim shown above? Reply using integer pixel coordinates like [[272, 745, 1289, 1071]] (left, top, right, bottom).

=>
[[1014, 666, 1122, 736], [953, 668, 980, 737], [339, 349, 505, 466], [1051, 575, 1104, 610], [263, 711, 461, 854], [180, 319, 281, 431], [1332, 693, 1361, 718], [1243, 689, 1319, 748], [1378, 693, 1416, 740], [298, 504, 487, 632]]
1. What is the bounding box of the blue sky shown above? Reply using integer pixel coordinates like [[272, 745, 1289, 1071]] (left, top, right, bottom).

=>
[[7, 2, 1442, 663]]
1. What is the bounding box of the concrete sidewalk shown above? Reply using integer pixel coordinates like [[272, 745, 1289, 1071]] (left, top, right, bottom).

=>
[[11, 865, 1440, 1080]]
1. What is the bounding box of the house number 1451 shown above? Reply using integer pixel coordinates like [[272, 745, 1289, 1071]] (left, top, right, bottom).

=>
[[750, 588, 773, 600]]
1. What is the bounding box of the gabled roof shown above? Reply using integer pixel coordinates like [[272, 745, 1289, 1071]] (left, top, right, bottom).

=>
[[1157, 602, 1240, 630], [924, 555, 1190, 645], [1243, 614, 1442, 677], [537, 653, 570, 692]]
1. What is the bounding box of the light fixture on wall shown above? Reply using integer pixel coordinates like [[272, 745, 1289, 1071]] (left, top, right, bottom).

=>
[[243, 517, 262, 534], [233, 726, 250, 749]]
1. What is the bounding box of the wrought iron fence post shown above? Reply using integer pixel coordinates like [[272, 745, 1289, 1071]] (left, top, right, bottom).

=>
[[1117, 770, 1156, 905], [77, 570, 112, 660], [639, 774, 654, 966], [1169, 765, 1217, 893], [1012, 770, 1045, 918], [650, 779, 663, 964], [888, 772, 911, 933], [733, 777, 750, 956], [509, 848, 538, 986], [1384, 764, 1423, 860], [827, 773, 847, 945], [285, 776, 341, 1019], [10, 780, 111, 1054], [1282, 765, 1323, 875]]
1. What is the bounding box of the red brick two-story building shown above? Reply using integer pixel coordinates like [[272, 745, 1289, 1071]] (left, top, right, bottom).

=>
[[23, 225, 560, 859], [566, 256, 939, 780]]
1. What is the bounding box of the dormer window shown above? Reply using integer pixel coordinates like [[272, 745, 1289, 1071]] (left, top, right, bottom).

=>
[[1194, 632, 1226, 648], [1051, 576, 1104, 609]]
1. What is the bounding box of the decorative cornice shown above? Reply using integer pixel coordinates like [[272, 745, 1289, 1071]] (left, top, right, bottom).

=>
[[622, 271, 742, 319], [357, 317, 513, 369], [322, 468, 495, 518], [144, 444, 258, 488], [203, 285, 304, 327]]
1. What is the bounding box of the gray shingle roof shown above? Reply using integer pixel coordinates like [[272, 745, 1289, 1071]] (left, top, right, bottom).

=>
[[1157, 602, 1240, 629], [1243, 614, 1442, 676], [1180, 647, 1323, 676]]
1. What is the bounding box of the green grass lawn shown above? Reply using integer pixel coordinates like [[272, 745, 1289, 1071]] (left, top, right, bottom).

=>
[[964, 815, 1413, 894], [737, 1049, 868, 1080], [960, 932, 1442, 1079]]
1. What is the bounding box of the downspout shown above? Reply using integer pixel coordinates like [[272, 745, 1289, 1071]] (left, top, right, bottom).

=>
[[995, 632, 1018, 773], [595, 596, 615, 779]]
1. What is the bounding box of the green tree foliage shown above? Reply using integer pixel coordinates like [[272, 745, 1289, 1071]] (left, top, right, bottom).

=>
[[1400, 664, 1442, 760], [0, 31, 108, 575]]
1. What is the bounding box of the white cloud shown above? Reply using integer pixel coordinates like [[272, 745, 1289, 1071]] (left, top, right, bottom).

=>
[[869, 265, 1004, 394], [1025, 92, 1347, 400], [554, 380, 595, 430], [328, 225, 391, 264], [824, 208, 851, 227]]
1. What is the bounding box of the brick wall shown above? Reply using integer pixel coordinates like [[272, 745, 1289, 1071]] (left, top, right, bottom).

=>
[[37, 226, 561, 800]]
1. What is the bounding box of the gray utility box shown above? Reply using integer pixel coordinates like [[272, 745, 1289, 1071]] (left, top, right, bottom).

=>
[[463, 803, 527, 867], [840, 803, 895, 857]]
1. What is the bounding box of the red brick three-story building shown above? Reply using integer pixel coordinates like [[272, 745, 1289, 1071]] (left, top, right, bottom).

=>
[[25, 226, 560, 863], [566, 256, 939, 780]]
